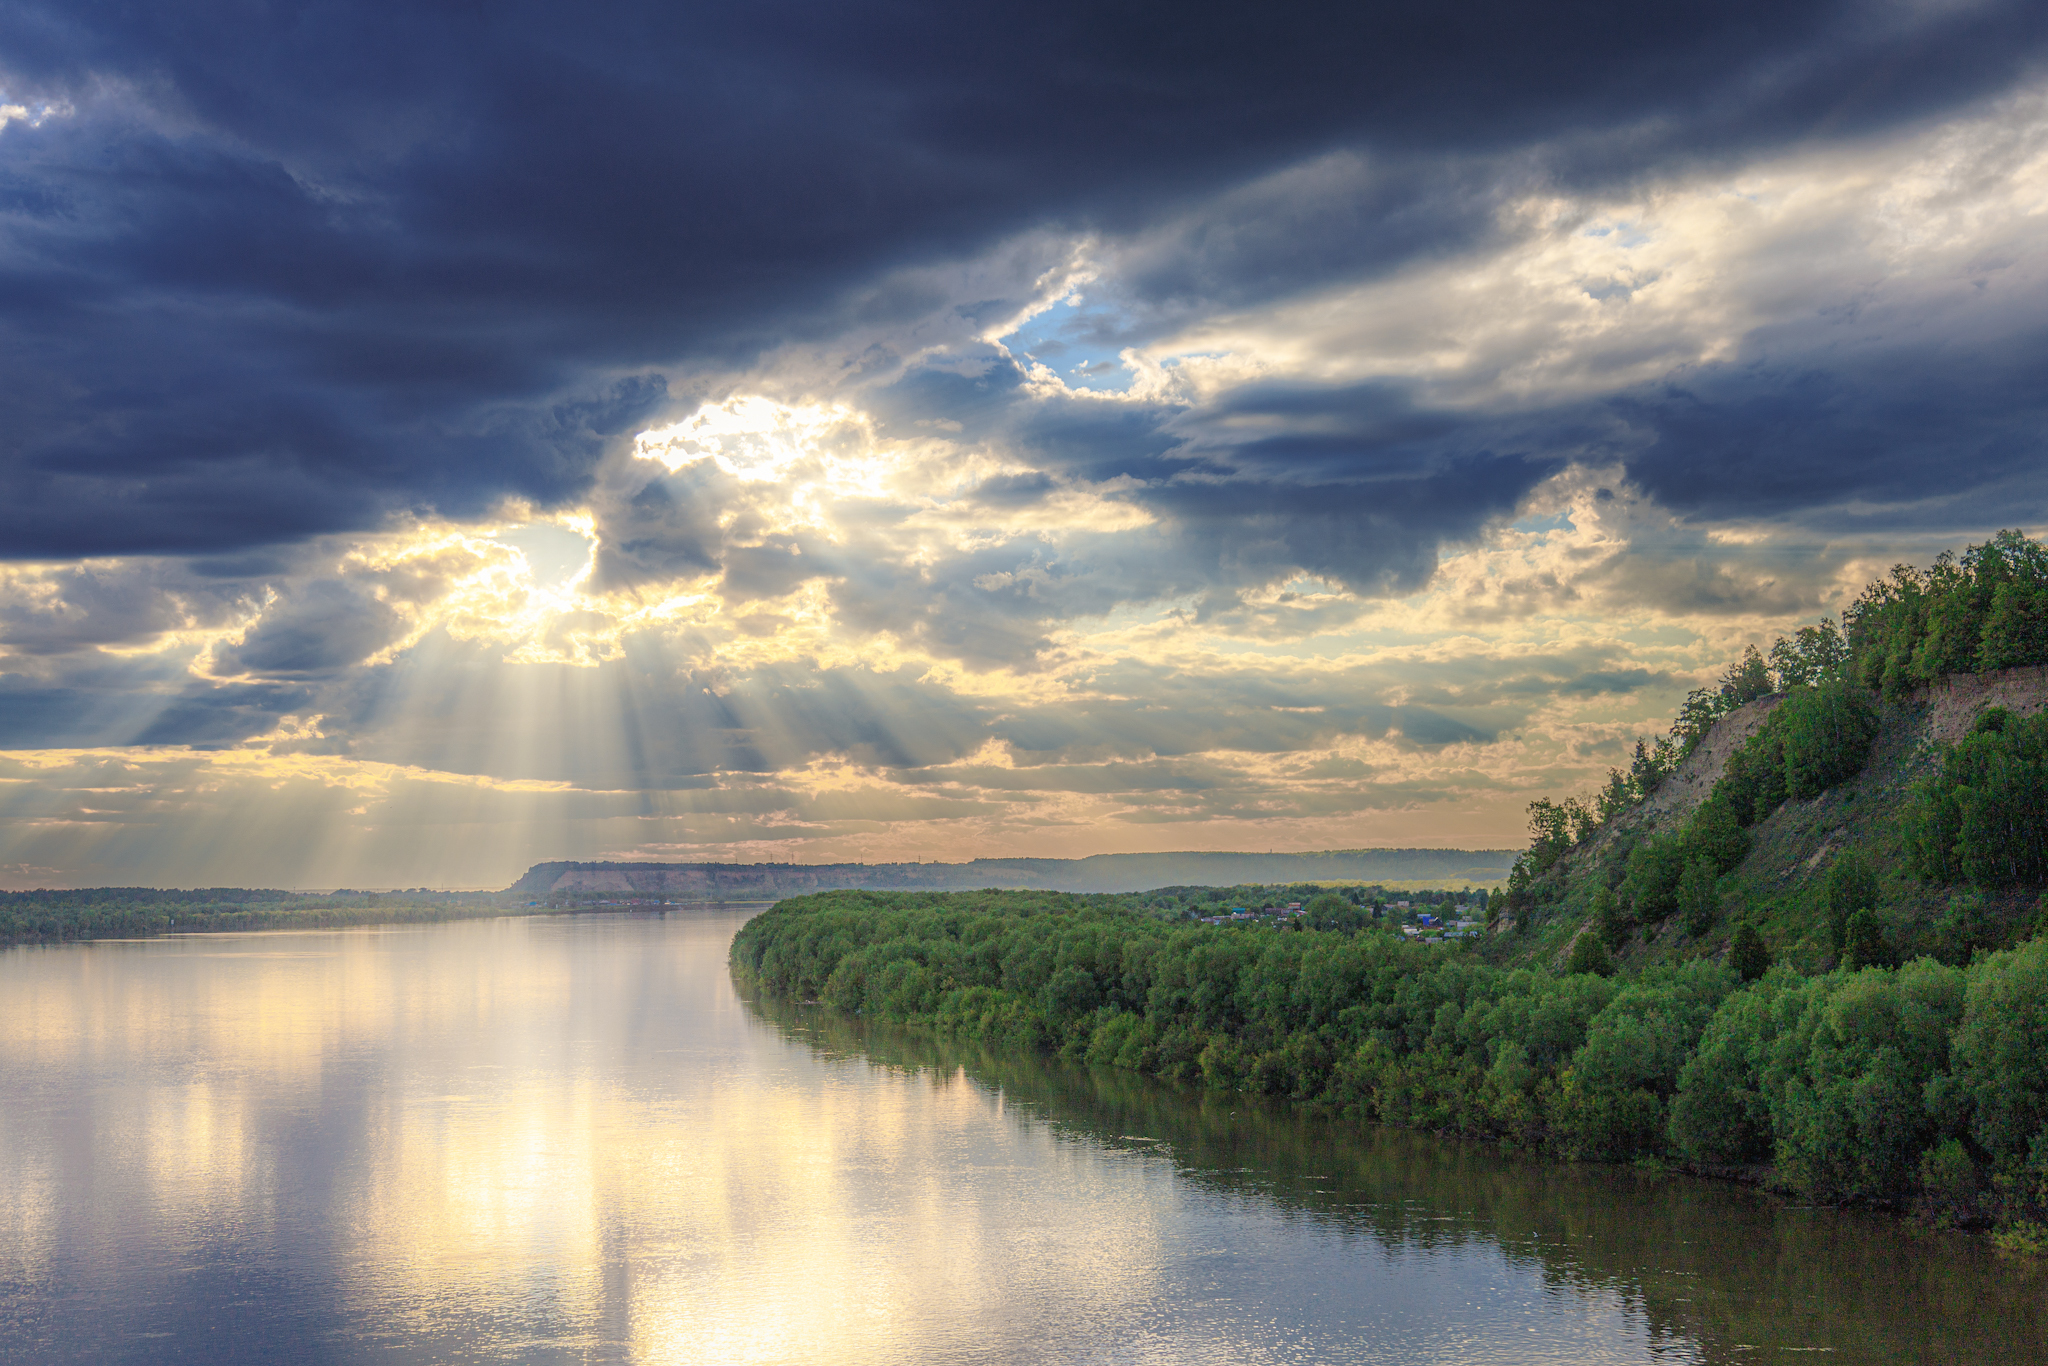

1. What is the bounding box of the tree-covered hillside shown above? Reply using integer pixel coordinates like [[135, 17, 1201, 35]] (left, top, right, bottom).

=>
[[1498, 531, 2048, 979]]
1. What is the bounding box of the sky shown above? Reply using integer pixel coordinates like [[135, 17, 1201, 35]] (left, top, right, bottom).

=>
[[1, 0, 2046, 889]]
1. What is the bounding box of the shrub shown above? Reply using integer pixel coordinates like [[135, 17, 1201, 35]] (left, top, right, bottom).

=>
[[1730, 922, 1771, 982], [1905, 709, 2048, 888], [1767, 958, 1966, 1202], [1566, 932, 1615, 977], [1678, 858, 1720, 938], [1825, 851, 1879, 959], [1776, 679, 1879, 800], [1950, 938, 2048, 1166], [1621, 835, 1688, 924]]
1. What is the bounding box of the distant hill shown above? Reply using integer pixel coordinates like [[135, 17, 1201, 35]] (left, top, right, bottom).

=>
[[504, 848, 1519, 899]]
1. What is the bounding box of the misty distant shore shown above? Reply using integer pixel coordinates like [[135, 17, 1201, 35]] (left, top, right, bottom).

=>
[[508, 849, 1516, 901]]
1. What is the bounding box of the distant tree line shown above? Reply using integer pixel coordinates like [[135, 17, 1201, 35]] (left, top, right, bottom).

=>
[[0, 887, 505, 945], [733, 889, 2048, 1246]]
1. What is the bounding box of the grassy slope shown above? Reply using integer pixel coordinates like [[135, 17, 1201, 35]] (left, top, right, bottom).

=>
[[1492, 670, 2048, 975]]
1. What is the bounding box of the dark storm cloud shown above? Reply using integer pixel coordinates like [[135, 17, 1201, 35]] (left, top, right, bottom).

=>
[[212, 580, 408, 678], [129, 683, 315, 748], [1617, 329, 2048, 527], [0, 650, 307, 748], [0, 560, 259, 655], [3, 0, 2045, 557]]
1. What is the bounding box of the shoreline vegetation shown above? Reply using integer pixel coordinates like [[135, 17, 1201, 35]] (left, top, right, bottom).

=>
[[733, 533, 2048, 1250], [0, 888, 531, 945], [0, 887, 798, 947]]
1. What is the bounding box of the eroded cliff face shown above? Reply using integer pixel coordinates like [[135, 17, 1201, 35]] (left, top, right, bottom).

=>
[[1916, 664, 2048, 744], [1575, 665, 2048, 862], [1527, 665, 2048, 975], [1568, 694, 1788, 864]]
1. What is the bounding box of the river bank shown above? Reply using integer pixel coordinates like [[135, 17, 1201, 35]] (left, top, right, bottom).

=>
[[731, 888, 2048, 1250], [745, 992, 2047, 1361]]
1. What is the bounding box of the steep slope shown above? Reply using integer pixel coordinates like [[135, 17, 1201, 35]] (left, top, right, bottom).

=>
[[1498, 667, 2048, 974]]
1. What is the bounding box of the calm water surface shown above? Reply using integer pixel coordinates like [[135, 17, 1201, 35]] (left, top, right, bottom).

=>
[[0, 910, 2040, 1364]]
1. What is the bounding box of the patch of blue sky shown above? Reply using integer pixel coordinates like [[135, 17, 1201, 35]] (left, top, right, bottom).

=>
[[1001, 296, 1140, 393], [1507, 509, 1576, 536], [1582, 219, 1651, 249]]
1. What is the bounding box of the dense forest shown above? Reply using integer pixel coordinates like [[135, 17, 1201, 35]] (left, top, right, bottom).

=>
[[734, 532, 2048, 1248]]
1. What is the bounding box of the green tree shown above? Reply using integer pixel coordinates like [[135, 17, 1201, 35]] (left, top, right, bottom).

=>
[[1685, 791, 1751, 873], [1592, 884, 1629, 951], [1040, 963, 1101, 1019], [1670, 687, 1723, 756], [1979, 579, 2048, 671], [1776, 679, 1879, 799], [1933, 889, 1996, 966], [1825, 850, 1880, 959], [1525, 798, 1572, 872], [1842, 908, 1893, 971], [1769, 620, 1849, 688], [1621, 834, 1687, 925], [1904, 709, 2048, 888], [1563, 795, 1598, 846], [1717, 720, 1789, 826], [1768, 958, 1965, 1201], [1729, 921, 1771, 982], [1301, 893, 1366, 933], [1566, 931, 1615, 977], [1595, 767, 1634, 821], [1677, 858, 1720, 938], [1950, 938, 2048, 1167], [1504, 854, 1535, 926], [1717, 644, 1775, 708]]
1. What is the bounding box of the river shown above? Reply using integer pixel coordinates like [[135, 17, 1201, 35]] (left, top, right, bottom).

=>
[[0, 909, 2039, 1363]]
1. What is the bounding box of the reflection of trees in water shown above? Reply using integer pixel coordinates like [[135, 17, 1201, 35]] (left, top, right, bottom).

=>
[[749, 995, 2048, 1366]]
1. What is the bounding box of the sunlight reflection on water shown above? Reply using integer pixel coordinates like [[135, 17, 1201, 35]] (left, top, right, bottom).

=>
[[0, 912, 2038, 1364]]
